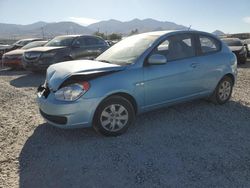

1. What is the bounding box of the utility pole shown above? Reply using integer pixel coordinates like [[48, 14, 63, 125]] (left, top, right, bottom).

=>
[[41, 27, 45, 39]]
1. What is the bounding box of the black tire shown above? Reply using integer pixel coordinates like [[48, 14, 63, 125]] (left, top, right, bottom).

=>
[[210, 76, 233, 105], [240, 59, 246, 64], [93, 96, 135, 136]]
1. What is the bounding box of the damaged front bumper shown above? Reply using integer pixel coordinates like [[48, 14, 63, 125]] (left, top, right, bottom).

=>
[[37, 85, 101, 129]]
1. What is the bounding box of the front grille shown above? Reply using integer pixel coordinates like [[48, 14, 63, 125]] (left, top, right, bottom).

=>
[[40, 110, 67, 125], [24, 52, 41, 61]]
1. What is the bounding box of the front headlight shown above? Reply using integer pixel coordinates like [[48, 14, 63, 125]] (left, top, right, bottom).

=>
[[54, 82, 90, 101], [42, 51, 57, 58]]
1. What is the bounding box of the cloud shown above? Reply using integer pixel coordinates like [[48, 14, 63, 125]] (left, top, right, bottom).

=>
[[243, 17, 250, 24], [69, 17, 100, 26]]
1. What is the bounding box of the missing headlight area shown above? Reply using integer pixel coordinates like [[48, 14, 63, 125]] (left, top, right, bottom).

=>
[[37, 84, 50, 98]]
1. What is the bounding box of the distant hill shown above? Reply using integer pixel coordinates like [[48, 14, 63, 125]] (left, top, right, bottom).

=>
[[31, 22, 93, 38], [0, 21, 92, 39], [0, 18, 188, 39], [212, 30, 225, 36], [88, 18, 187, 34]]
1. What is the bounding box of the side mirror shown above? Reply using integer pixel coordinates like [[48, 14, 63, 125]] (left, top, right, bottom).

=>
[[148, 54, 167, 65]]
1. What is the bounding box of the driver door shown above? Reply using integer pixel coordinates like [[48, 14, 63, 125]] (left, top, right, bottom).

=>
[[143, 33, 204, 109]]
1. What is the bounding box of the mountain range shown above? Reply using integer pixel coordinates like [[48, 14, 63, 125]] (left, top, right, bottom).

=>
[[0, 18, 189, 39], [0, 18, 223, 39], [88, 18, 187, 34]]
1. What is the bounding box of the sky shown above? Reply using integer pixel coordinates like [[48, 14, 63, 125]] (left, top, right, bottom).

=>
[[0, 0, 249, 33]]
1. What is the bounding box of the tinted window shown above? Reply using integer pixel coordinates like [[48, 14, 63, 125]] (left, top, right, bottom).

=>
[[155, 34, 195, 61], [200, 35, 220, 54], [85, 37, 105, 46], [74, 37, 87, 47]]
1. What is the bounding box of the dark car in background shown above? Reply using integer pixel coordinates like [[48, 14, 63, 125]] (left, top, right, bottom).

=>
[[243, 39, 250, 57], [2, 40, 47, 69], [22, 35, 109, 72], [221, 38, 247, 64]]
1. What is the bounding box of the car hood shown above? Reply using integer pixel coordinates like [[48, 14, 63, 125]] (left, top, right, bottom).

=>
[[46, 60, 125, 91], [25, 46, 66, 52], [0, 45, 12, 50], [228, 46, 243, 52], [4, 49, 25, 56]]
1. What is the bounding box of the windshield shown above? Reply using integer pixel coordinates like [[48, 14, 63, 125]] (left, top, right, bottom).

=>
[[22, 41, 47, 50], [222, 39, 242, 46], [13, 40, 29, 46], [96, 34, 159, 65], [45, 36, 75, 47], [244, 39, 250, 44]]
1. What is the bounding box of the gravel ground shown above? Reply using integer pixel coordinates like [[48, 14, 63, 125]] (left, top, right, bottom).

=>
[[0, 60, 250, 188]]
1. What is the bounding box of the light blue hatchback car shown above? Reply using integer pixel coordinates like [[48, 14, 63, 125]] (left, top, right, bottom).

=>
[[37, 30, 237, 136]]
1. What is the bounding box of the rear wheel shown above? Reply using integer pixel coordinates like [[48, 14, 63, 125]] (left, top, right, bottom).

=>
[[93, 96, 135, 136], [210, 76, 233, 105]]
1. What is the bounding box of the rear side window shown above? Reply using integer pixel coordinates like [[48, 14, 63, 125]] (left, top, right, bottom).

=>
[[155, 34, 195, 61], [199, 35, 220, 54], [74, 37, 106, 47], [85, 37, 105, 46]]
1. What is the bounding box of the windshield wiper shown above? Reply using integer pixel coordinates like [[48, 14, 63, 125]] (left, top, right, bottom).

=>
[[97, 59, 132, 66], [96, 59, 112, 64]]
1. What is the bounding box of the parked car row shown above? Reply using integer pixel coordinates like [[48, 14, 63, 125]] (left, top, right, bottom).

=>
[[1, 35, 110, 71], [2, 40, 48, 69], [221, 38, 248, 64], [0, 38, 43, 58]]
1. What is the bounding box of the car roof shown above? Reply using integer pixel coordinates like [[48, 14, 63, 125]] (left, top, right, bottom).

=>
[[54, 35, 80, 38], [221, 38, 241, 41], [27, 40, 48, 44], [134, 30, 219, 40], [54, 35, 103, 38], [18, 38, 43, 41]]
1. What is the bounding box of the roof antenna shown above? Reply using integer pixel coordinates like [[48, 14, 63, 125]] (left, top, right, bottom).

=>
[[188, 25, 192, 31]]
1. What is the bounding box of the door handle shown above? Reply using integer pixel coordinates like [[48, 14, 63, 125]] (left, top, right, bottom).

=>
[[191, 63, 199, 68]]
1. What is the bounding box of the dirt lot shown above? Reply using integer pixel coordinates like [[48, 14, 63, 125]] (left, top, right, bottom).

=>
[[0, 61, 250, 188]]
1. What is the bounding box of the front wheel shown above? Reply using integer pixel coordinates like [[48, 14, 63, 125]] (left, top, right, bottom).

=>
[[210, 76, 233, 105], [93, 96, 135, 136]]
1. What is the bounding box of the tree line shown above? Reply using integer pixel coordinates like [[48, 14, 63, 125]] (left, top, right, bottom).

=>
[[94, 29, 139, 41]]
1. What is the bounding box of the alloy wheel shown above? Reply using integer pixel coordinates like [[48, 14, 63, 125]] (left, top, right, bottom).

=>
[[218, 80, 232, 101], [100, 104, 129, 132]]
